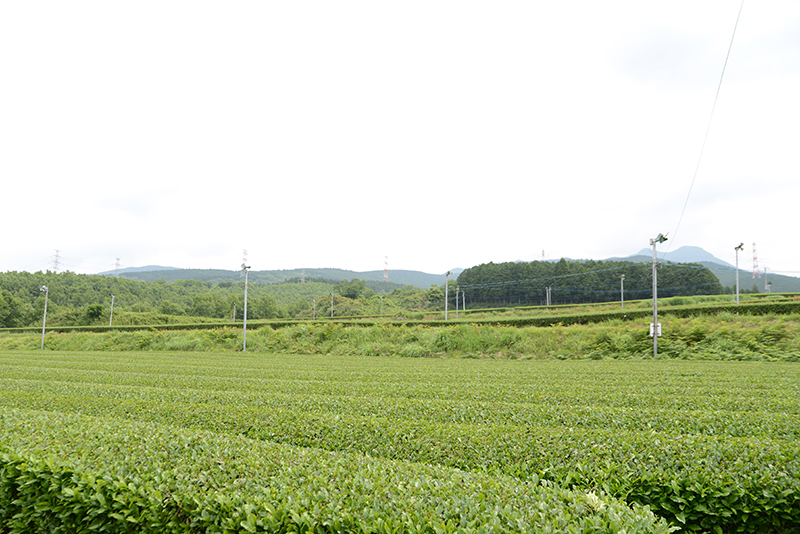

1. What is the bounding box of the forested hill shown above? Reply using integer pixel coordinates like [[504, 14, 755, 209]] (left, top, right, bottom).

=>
[[114, 267, 452, 289], [0, 270, 445, 328], [457, 259, 724, 306]]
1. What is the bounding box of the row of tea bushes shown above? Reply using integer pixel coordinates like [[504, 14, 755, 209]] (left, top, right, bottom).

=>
[[0, 408, 672, 533]]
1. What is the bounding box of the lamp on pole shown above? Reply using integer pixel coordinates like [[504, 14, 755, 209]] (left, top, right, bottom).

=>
[[620, 275, 625, 309], [241, 264, 250, 351], [734, 243, 744, 304], [40, 285, 49, 350], [445, 271, 452, 320], [650, 233, 667, 358]]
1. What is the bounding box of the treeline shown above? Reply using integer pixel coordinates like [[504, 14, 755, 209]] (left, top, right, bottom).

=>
[[456, 259, 724, 306], [1, 259, 729, 328], [0, 271, 426, 328]]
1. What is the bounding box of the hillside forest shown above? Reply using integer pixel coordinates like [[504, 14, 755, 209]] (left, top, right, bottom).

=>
[[0, 259, 750, 328]]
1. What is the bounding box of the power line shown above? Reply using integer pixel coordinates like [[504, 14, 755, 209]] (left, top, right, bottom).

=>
[[667, 0, 745, 253]]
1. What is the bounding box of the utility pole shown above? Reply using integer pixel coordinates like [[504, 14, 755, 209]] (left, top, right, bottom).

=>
[[455, 287, 459, 319], [40, 286, 49, 350], [109, 295, 115, 326], [620, 275, 625, 309], [651, 233, 667, 358], [445, 271, 451, 320], [241, 264, 250, 351], [735, 243, 744, 304], [331, 294, 334, 318]]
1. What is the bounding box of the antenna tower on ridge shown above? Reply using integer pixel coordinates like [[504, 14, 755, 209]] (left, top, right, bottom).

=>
[[384, 256, 388, 283], [752, 243, 761, 278]]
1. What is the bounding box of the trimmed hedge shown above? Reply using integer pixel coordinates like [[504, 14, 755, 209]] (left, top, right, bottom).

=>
[[0, 356, 798, 532], [0, 408, 673, 533]]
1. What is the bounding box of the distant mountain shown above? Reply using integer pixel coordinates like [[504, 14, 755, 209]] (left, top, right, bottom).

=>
[[98, 245, 797, 293], [99, 265, 180, 275], [297, 268, 461, 288], [605, 245, 800, 292], [606, 246, 734, 268], [106, 266, 461, 289]]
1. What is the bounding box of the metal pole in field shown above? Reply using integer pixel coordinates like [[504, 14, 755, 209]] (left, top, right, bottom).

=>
[[455, 287, 459, 319], [620, 275, 625, 309], [445, 271, 451, 320], [242, 264, 250, 351], [40, 285, 48, 350], [652, 244, 657, 357], [735, 243, 743, 304], [650, 233, 667, 358], [109, 295, 115, 326]]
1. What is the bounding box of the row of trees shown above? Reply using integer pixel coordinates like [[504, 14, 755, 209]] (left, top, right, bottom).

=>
[[0, 272, 427, 328], [0, 271, 294, 328], [1, 259, 734, 328], [456, 259, 725, 306]]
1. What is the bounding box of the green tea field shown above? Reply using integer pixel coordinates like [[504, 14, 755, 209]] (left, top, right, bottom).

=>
[[0, 351, 797, 533]]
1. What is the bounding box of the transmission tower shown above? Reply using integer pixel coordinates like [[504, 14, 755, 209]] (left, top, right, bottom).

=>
[[384, 256, 389, 283], [114, 258, 121, 278], [752, 243, 761, 278], [52, 250, 61, 272]]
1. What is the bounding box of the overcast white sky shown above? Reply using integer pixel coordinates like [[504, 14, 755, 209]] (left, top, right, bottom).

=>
[[2, 1, 798, 277]]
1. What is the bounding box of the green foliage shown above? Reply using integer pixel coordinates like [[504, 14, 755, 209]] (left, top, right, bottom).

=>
[[0, 289, 28, 328], [157, 300, 185, 315], [334, 278, 373, 299], [86, 303, 105, 320], [4, 310, 800, 363], [247, 294, 282, 320], [457, 259, 724, 306], [2, 270, 799, 343], [190, 292, 231, 318], [0, 407, 673, 533], [0, 353, 797, 532]]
